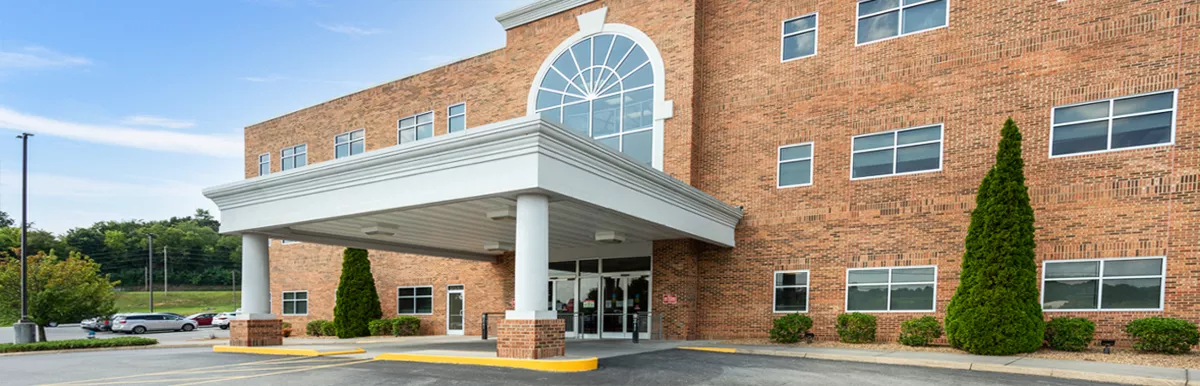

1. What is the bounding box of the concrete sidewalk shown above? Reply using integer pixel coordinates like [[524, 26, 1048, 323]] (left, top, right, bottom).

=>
[[680, 343, 1199, 386]]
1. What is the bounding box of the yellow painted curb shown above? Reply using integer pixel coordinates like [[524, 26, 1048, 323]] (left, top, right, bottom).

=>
[[374, 353, 598, 372], [677, 346, 737, 354], [213, 345, 366, 357]]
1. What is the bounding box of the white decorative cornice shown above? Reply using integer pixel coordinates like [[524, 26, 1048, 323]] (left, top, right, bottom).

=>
[[495, 0, 594, 30]]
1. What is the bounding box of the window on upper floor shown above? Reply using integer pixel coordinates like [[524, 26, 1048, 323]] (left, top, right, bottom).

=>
[[856, 0, 948, 45], [281, 144, 307, 171], [847, 266, 937, 312], [778, 142, 814, 188], [335, 129, 365, 159], [257, 153, 270, 176], [774, 270, 810, 312], [399, 112, 434, 144], [1050, 90, 1177, 157], [398, 286, 433, 315], [781, 14, 818, 61], [282, 291, 308, 315], [1043, 257, 1164, 311], [851, 124, 942, 180], [448, 103, 466, 133]]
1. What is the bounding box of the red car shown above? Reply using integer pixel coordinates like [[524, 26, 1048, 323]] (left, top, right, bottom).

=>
[[186, 312, 218, 326]]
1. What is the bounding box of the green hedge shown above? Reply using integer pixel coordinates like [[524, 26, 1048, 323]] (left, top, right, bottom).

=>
[[898, 316, 943, 347], [0, 337, 157, 353], [836, 313, 876, 343], [769, 314, 813, 344], [392, 316, 420, 336], [1045, 317, 1094, 352], [1125, 317, 1200, 354], [306, 320, 330, 336], [368, 319, 392, 336]]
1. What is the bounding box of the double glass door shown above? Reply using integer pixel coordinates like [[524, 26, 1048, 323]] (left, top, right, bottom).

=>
[[548, 257, 652, 339]]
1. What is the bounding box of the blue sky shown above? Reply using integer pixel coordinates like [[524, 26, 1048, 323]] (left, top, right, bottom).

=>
[[0, 0, 525, 233]]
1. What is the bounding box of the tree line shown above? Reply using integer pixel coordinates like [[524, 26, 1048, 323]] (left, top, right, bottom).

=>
[[0, 209, 241, 289]]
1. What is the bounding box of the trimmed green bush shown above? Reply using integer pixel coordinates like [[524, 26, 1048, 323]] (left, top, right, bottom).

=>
[[391, 316, 421, 336], [321, 321, 338, 337], [898, 316, 943, 346], [306, 320, 330, 336], [836, 313, 876, 343], [945, 119, 1045, 355], [0, 337, 156, 353], [1125, 317, 1200, 354], [769, 313, 814, 343], [1045, 317, 1095, 352], [333, 248, 384, 339], [368, 319, 393, 336]]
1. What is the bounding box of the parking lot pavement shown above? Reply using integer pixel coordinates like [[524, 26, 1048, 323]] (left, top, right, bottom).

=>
[[0, 345, 1120, 386], [0, 325, 229, 345]]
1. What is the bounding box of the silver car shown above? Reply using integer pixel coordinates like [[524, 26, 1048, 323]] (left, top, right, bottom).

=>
[[112, 313, 198, 334]]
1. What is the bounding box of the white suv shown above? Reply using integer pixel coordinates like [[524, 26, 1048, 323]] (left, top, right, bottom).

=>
[[212, 312, 240, 330], [112, 313, 198, 334]]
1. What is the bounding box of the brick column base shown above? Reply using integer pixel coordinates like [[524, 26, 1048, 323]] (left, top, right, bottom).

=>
[[496, 319, 565, 359], [230, 319, 283, 347]]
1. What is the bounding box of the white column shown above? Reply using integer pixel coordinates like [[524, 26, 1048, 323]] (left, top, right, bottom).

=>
[[239, 233, 274, 320], [507, 194, 555, 320]]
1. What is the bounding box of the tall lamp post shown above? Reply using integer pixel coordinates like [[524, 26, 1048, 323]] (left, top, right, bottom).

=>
[[146, 233, 156, 312], [12, 133, 36, 344]]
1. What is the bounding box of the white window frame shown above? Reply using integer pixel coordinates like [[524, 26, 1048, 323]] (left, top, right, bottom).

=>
[[845, 265, 938, 313], [1041, 256, 1166, 312], [777, 142, 814, 188], [780, 13, 818, 62], [335, 129, 365, 159], [854, 0, 950, 46], [1048, 89, 1178, 159], [447, 103, 466, 133], [850, 124, 944, 181], [773, 270, 811, 313], [397, 285, 434, 315], [398, 111, 435, 144], [282, 290, 308, 316], [280, 144, 307, 171], [257, 153, 270, 176], [280, 240, 301, 245]]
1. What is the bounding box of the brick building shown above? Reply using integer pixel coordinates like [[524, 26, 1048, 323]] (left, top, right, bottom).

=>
[[204, 0, 1200, 355]]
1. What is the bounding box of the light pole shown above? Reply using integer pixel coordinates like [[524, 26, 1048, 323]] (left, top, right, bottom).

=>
[[12, 133, 36, 344], [146, 233, 156, 312]]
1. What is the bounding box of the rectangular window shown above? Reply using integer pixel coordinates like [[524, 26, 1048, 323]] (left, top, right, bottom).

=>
[[851, 124, 942, 179], [399, 111, 435, 144], [856, 0, 948, 45], [257, 153, 270, 176], [398, 285, 433, 315], [448, 103, 466, 133], [281, 144, 307, 171], [1043, 257, 1164, 311], [1050, 90, 1177, 157], [280, 240, 301, 245], [778, 142, 814, 188], [282, 291, 308, 315], [846, 266, 936, 312], [335, 129, 365, 159], [774, 270, 809, 312], [781, 13, 817, 61]]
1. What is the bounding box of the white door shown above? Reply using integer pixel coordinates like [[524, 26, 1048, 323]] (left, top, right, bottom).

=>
[[447, 285, 464, 335]]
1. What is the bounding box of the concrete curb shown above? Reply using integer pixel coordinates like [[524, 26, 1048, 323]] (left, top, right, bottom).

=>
[[374, 353, 599, 372], [0, 342, 222, 357], [212, 345, 366, 357], [676, 347, 1188, 386]]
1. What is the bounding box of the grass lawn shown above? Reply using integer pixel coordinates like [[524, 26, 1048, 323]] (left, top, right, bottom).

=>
[[113, 291, 241, 316]]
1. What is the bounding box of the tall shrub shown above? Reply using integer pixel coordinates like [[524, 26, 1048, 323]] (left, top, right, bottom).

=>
[[945, 118, 1044, 355], [333, 248, 383, 338]]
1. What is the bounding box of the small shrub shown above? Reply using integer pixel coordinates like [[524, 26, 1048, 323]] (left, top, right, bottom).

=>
[[392, 316, 421, 336], [368, 319, 393, 336], [322, 321, 338, 337], [0, 337, 156, 353], [836, 313, 877, 343], [1045, 317, 1095, 352], [769, 314, 814, 344], [306, 320, 329, 336], [898, 316, 943, 346], [1125, 317, 1200, 354]]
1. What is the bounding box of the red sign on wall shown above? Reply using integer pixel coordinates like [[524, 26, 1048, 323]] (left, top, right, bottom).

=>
[[663, 294, 677, 304]]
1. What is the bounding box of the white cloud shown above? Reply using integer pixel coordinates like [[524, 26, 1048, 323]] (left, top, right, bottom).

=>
[[316, 22, 386, 36], [120, 115, 196, 129], [0, 106, 241, 158], [0, 45, 91, 70]]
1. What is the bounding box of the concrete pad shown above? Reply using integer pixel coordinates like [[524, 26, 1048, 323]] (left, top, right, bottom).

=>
[[738, 348, 808, 358], [1008, 357, 1186, 381]]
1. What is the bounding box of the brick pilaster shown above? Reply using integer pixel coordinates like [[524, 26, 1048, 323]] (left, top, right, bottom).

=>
[[230, 319, 283, 347], [495, 318, 565, 359]]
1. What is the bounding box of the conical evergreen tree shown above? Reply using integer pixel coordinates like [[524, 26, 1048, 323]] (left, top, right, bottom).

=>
[[333, 248, 383, 338], [945, 118, 1044, 355]]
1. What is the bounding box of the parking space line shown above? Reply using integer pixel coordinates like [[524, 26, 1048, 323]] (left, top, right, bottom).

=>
[[170, 358, 377, 386]]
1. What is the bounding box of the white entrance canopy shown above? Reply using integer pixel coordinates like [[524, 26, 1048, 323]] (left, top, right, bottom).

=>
[[204, 116, 743, 260]]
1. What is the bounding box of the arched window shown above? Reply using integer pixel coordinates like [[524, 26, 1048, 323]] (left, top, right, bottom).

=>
[[533, 33, 656, 166]]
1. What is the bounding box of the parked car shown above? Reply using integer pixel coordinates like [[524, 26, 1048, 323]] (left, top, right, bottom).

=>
[[111, 313, 198, 334], [186, 312, 218, 326], [80, 316, 106, 331], [212, 312, 239, 330]]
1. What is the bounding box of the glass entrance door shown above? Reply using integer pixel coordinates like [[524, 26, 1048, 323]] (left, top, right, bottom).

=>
[[446, 285, 464, 335], [579, 276, 600, 338], [549, 278, 577, 338]]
